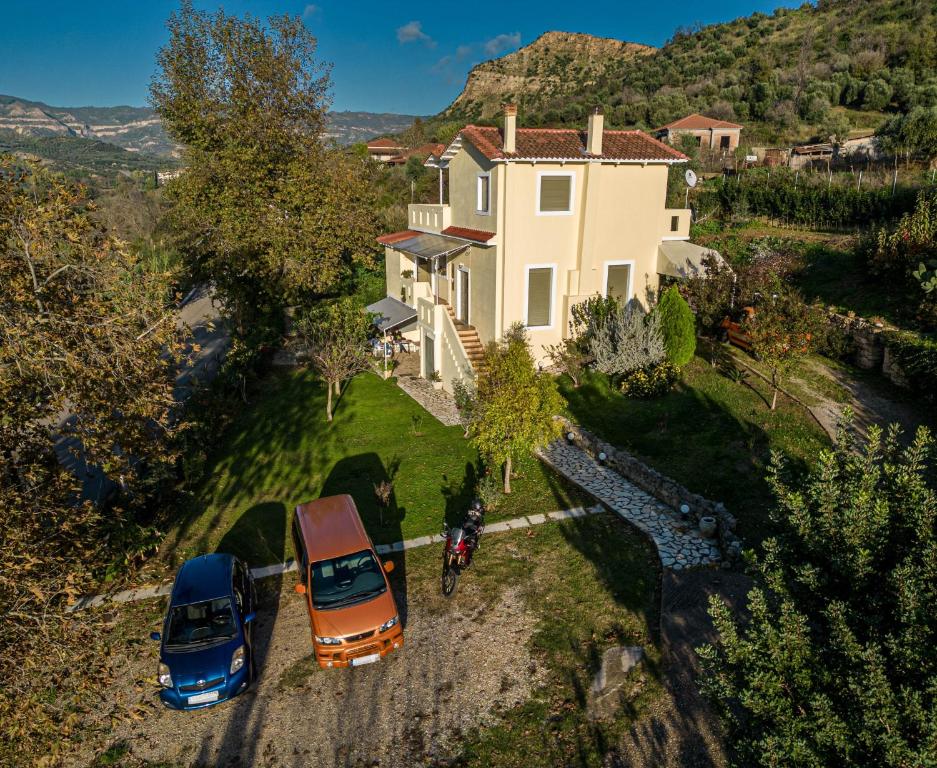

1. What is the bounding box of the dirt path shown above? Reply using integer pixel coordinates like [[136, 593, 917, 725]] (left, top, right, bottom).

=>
[[616, 569, 750, 768], [797, 359, 930, 444]]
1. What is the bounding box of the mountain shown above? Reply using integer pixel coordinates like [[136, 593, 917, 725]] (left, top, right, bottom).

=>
[[0, 95, 419, 158], [439, 1, 937, 142], [445, 31, 655, 122]]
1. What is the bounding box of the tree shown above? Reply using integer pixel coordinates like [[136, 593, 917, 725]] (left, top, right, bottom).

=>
[[878, 106, 937, 166], [469, 325, 564, 493], [656, 285, 697, 367], [683, 253, 737, 334], [545, 337, 589, 387], [0, 159, 179, 758], [292, 298, 372, 421], [817, 109, 852, 145], [743, 286, 822, 410], [699, 422, 937, 767], [151, 2, 378, 336]]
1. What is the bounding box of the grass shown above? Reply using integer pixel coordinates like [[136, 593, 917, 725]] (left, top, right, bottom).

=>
[[560, 351, 831, 543], [161, 370, 588, 568], [448, 514, 663, 766]]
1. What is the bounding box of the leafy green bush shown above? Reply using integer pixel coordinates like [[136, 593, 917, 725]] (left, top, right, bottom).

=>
[[620, 362, 680, 398], [656, 285, 697, 367], [476, 472, 503, 511]]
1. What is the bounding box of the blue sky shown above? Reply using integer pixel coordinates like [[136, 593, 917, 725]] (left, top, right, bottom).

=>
[[0, 0, 799, 114]]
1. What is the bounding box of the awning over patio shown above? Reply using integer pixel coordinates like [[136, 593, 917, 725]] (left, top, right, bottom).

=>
[[382, 231, 471, 260], [657, 240, 728, 280], [366, 296, 418, 333]]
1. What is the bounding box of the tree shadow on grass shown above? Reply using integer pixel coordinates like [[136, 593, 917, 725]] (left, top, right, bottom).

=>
[[160, 370, 340, 567], [188, 504, 288, 767], [440, 461, 479, 529], [321, 453, 408, 628]]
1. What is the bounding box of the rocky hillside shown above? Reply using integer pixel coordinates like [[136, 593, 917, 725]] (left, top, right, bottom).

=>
[[437, 1, 937, 143], [445, 31, 654, 121], [0, 95, 419, 158]]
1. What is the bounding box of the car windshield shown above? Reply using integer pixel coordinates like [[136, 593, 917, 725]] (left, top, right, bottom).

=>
[[166, 597, 237, 647], [311, 549, 386, 609]]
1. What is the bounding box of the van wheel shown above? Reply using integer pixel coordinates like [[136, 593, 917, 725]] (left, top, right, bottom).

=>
[[441, 566, 458, 598]]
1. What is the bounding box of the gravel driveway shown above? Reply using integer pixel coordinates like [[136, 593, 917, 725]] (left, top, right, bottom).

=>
[[74, 555, 546, 768]]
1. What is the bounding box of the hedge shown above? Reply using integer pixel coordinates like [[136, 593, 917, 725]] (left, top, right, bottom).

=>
[[883, 330, 937, 401]]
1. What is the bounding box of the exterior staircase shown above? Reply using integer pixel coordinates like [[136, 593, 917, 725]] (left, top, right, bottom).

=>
[[445, 305, 486, 374]]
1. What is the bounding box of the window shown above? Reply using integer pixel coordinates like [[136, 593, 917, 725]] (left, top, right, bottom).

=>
[[476, 173, 490, 214], [720, 135, 731, 150], [604, 262, 633, 303], [537, 173, 573, 215], [695, 136, 702, 147], [670, 215, 680, 232], [525, 266, 555, 328], [310, 550, 386, 610]]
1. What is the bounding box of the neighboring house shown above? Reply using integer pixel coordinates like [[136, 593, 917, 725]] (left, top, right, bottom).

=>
[[837, 132, 879, 160], [789, 142, 834, 169], [655, 113, 742, 153], [373, 105, 721, 392], [367, 137, 406, 164]]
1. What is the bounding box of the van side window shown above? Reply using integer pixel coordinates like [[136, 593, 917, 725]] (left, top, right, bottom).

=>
[[291, 518, 308, 584]]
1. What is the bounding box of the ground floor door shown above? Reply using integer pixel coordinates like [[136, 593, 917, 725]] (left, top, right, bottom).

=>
[[423, 332, 434, 378], [457, 268, 469, 325]]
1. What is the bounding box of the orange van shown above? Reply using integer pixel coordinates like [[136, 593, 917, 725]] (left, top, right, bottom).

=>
[[291, 494, 403, 668]]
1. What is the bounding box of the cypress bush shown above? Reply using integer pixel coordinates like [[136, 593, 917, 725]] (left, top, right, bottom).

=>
[[656, 285, 697, 367]]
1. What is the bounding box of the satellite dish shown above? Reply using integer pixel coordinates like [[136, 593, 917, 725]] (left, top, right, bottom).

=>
[[685, 169, 698, 188]]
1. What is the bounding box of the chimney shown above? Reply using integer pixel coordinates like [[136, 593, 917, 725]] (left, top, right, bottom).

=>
[[587, 106, 604, 155], [503, 104, 517, 154]]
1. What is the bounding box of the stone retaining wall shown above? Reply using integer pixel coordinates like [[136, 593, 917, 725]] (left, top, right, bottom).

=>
[[828, 311, 914, 389], [557, 417, 743, 564]]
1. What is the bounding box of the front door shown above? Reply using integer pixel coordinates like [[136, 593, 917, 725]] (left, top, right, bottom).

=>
[[457, 268, 469, 325], [423, 332, 435, 378]]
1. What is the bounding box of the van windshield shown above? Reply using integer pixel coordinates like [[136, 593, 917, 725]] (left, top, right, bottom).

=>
[[166, 597, 237, 648], [310, 549, 386, 609]]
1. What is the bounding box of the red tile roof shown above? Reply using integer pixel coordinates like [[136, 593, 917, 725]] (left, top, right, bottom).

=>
[[441, 226, 496, 243], [658, 113, 742, 131], [410, 143, 446, 157], [377, 230, 419, 245], [458, 125, 686, 162], [367, 137, 404, 149]]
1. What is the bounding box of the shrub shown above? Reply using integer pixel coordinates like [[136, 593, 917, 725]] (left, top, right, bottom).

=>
[[476, 472, 503, 511], [620, 362, 680, 398], [656, 285, 697, 367], [590, 301, 666, 378]]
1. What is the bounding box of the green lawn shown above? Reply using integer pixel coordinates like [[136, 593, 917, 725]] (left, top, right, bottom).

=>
[[162, 370, 588, 567], [560, 352, 831, 543]]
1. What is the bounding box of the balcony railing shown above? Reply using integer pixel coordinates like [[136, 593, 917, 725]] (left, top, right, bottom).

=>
[[408, 204, 451, 234]]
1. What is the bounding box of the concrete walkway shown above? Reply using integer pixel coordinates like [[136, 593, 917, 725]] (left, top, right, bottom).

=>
[[540, 440, 721, 570], [66, 505, 603, 613]]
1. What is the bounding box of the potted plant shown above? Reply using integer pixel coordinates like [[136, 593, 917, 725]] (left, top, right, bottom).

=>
[[381, 358, 398, 380], [428, 370, 443, 390]]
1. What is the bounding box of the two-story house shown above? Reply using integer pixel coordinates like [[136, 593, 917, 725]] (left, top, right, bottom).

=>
[[372, 105, 717, 392]]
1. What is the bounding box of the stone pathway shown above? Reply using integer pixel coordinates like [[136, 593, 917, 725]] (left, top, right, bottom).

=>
[[540, 440, 721, 570], [66, 505, 603, 613], [393, 351, 462, 426]]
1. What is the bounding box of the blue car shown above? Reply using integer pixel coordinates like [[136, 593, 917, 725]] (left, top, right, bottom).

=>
[[151, 553, 256, 710]]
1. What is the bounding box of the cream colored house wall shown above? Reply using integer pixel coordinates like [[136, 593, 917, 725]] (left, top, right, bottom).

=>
[[497, 161, 671, 362], [448, 141, 498, 230], [445, 244, 498, 345], [384, 246, 402, 303]]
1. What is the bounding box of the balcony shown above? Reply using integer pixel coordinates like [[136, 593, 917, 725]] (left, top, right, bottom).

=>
[[663, 209, 691, 240], [408, 204, 451, 234]]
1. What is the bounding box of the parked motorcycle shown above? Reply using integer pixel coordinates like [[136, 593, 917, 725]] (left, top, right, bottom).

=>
[[440, 500, 485, 597]]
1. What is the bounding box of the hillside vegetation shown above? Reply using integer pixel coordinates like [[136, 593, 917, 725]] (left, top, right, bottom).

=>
[[441, 0, 937, 143]]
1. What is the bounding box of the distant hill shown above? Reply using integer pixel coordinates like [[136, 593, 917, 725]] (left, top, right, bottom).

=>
[[445, 31, 654, 121], [438, 1, 937, 143], [0, 94, 419, 158]]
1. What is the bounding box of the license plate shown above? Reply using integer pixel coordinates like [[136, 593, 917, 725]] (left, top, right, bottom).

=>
[[350, 653, 380, 667], [187, 690, 219, 705]]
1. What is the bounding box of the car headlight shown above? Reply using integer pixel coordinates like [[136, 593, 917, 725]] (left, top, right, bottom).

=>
[[157, 662, 173, 688], [314, 635, 342, 645], [379, 615, 399, 633], [230, 645, 246, 675]]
